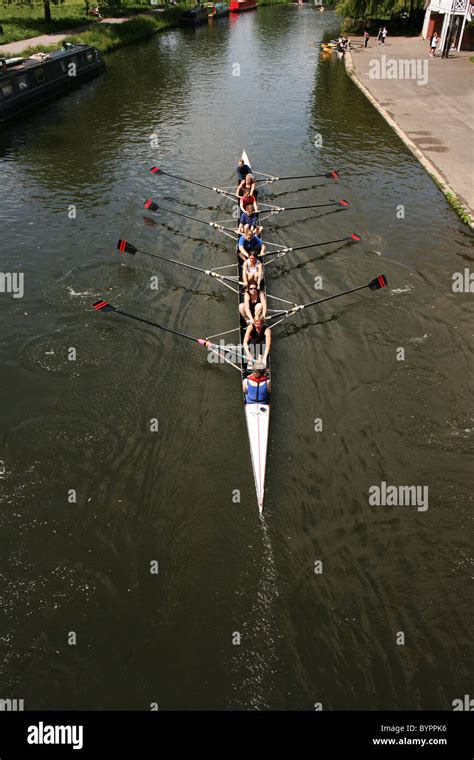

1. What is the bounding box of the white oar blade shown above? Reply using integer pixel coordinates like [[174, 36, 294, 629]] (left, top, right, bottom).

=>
[[245, 404, 270, 513]]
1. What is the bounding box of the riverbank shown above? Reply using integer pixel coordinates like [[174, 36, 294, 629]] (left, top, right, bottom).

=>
[[0, 9, 181, 58], [0, 2, 290, 58], [344, 35, 474, 227]]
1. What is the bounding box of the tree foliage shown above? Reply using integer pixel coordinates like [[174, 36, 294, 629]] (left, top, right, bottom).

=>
[[336, 0, 426, 20]]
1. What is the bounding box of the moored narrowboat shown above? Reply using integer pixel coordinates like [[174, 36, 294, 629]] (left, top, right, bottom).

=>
[[179, 5, 210, 25], [0, 43, 105, 124], [205, 2, 230, 18], [229, 0, 257, 12]]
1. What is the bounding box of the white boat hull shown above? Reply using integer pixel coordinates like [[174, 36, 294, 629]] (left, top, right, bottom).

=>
[[245, 403, 270, 513]]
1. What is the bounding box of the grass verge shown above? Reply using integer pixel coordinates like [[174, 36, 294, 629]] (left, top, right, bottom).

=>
[[67, 11, 180, 54]]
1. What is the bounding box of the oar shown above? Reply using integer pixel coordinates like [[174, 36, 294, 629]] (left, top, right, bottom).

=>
[[144, 198, 236, 234], [92, 299, 211, 347], [116, 239, 240, 284], [268, 170, 340, 181], [270, 233, 361, 258], [269, 275, 389, 324], [149, 166, 237, 198], [274, 199, 350, 212]]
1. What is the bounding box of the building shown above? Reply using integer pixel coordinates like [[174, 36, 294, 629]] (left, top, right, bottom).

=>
[[422, 0, 474, 51]]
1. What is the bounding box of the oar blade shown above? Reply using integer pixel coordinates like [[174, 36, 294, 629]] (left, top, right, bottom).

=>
[[144, 198, 159, 212], [368, 274, 389, 291], [326, 170, 339, 179], [339, 199, 350, 207], [351, 233, 362, 241], [117, 239, 137, 255], [149, 167, 162, 175], [92, 299, 116, 313]]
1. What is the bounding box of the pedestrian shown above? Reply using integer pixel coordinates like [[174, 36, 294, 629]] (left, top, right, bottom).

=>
[[429, 32, 438, 57], [382, 26, 388, 45], [364, 30, 369, 48], [377, 28, 382, 45]]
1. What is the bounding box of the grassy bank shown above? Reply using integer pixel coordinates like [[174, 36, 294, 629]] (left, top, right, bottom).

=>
[[0, 1, 154, 46], [67, 9, 181, 54]]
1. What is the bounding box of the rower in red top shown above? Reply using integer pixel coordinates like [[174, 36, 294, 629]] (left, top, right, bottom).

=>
[[238, 170, 259, 212], [240, 191, 259, 214], [243, 359, 271, 405], [237, 171, 257, 199]]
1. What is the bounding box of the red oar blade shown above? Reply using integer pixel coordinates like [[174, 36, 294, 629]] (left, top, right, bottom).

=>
[[117, 239, 137, 255], [144, 198, 159, 212], [326, 170, 339, 179], [339, 199, 350, 207], [149, 167, 162, 175], [93, 299, 116, 313], [351, 233, 362, 241], [368, 274, 388, 290]]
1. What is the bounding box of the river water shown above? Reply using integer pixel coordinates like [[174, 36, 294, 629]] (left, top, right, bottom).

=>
[[0, 6, 472, 710]]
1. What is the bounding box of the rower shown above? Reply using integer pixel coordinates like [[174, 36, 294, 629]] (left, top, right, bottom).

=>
[[238, 228, 266, 261], [239, 282, 267, 323], [242, 251, 264, 290], [239, 191, 259, 214], [237, 172, 258, 201], [237, 157, 251, 186], [238, 202, 263, 236], [243, 359, 271, 405], [243, 316, 271, 367]]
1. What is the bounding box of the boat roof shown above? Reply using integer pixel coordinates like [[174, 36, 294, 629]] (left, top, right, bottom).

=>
[[0, 45, 95, 77]]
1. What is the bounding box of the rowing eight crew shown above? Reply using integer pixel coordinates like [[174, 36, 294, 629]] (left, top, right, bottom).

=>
[[237, 158, 271, 405]]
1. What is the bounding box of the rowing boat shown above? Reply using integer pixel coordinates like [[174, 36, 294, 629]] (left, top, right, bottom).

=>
[[238, 150, 270, 513], [94, 157, 389, 515]]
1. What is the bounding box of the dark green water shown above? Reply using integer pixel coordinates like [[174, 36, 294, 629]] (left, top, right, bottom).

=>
[[0, 7, 472, 710]]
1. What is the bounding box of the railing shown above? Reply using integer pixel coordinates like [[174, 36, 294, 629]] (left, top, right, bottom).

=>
[[428, 0, 471, 13]]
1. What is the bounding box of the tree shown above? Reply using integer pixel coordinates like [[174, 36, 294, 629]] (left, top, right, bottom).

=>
[[2, 0, 66, 23], [336, 0, 425, 20]]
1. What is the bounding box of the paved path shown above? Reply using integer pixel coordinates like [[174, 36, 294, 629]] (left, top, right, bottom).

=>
[[0, 17, 133, 56], [345, 36, 474, 224]]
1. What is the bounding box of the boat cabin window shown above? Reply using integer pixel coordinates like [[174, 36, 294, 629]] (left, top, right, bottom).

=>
[[85, 51, 94, 63], [1, 81, 13, 97], [35, 68, 45, 83], [17, 75, 29, 90]]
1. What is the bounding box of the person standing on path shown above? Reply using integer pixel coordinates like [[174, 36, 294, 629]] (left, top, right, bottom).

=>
[[377, 28, 382, 44], [364, 30, 369, 48], [381, 27, 388, 45], [430, 32, 438, 57]]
